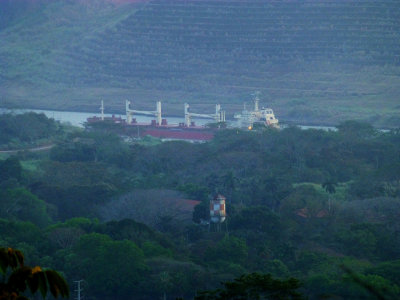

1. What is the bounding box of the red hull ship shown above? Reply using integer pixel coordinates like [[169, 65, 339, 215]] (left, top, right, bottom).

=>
[[86, 100, 224, 142]]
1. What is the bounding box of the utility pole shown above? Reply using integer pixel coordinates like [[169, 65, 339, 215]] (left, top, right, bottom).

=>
[[74, 280, 84, 300]]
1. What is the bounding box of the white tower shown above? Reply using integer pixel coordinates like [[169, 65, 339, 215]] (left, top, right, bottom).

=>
[[215, 104, 226, 123], [126, 100, 132, 124], [100, 100, 104, 121], [253, 91, 261, 112], [184, 103, 191, 127], [156, 101, 162, 126]]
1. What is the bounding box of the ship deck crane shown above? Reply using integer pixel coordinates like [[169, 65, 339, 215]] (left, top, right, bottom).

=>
[[100, 100, 105, 121], [126, 100, 162, 125], [184, 103, 225, 127]]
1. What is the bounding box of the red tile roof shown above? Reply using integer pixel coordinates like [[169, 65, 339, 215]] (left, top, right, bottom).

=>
[[172, 199, 201, 212]]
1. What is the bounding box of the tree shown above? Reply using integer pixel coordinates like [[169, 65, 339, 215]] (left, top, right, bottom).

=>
[[0, 188, 51, 227], [229, 206, 283, 240], [0, 247, 69, 300], [193, 200, 210, 224], [178, 183, 209, 201], [222, 171, 237, 199], [0, 156, 22, 183], [322, 180, 337, 212], [336, 120, 377, 140], [341, 265, 400, 300], [146, 258, 208, 299], [205, 235, 248, 265], [195, 272, 304, 300], [48, 227, 84, 249], [67, 233, 147, 298], [280, 185, 327, 219]]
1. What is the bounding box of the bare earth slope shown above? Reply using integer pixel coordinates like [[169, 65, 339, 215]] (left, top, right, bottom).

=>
[[1, 0, 399, 126]]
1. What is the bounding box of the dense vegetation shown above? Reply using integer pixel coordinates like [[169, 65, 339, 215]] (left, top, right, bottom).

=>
[[0, 247, 69, 300], [0, 112, 60, 150], [1, 113, 400, 299], [1, 0, 400, 127]]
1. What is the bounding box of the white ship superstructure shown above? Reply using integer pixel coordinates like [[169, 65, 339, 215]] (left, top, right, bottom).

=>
[[234, 94, 279, 129]]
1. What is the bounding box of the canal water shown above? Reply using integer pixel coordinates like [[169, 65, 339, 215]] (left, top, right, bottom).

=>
[[0, 108, 211, 127]]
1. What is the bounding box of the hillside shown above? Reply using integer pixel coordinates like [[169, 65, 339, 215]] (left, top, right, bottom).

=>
[[1, 0, 400, 126]]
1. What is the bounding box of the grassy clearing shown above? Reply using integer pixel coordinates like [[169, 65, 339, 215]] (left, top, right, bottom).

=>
[[133, 135, 162, 146], [294, 182, 350, 202], [20, 160, 41, 172], [0, 153, 11, 160]]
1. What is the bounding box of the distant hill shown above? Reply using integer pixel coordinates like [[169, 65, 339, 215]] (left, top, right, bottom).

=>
[[1, 0, 399, 127]]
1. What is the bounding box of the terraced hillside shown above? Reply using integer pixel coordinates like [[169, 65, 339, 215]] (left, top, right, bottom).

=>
[[1, 0, 400, 126]]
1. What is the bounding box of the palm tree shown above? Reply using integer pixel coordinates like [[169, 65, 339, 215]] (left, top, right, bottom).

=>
[[322, 180, 338, 212], [0, 247, 69, 300], [222, 171, 237, 199]]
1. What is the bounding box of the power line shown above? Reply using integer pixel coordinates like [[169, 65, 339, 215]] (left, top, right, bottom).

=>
[[74, 280, 84, 300]]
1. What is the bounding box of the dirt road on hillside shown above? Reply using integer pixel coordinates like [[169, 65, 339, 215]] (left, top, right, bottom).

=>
[[0, 144, 55, 154]]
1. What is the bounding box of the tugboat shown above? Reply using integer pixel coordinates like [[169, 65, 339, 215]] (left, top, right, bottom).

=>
[[234, 92, 279, 129]]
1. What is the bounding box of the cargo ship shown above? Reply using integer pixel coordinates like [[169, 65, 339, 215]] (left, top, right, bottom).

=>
[[87, 100, 224, 142], [87, 95, 278, 141]]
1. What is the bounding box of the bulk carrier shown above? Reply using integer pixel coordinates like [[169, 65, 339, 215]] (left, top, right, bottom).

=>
[[87, 95, 278, 141]]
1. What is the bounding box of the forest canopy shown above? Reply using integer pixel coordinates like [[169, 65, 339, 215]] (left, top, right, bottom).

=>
[[0, 113, 399, 299]]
